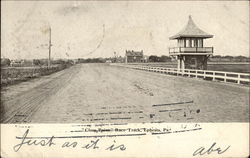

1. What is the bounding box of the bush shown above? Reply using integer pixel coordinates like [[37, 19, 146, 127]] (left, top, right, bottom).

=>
[[33, 59, 41, 66], [1, 58, 10, 67]]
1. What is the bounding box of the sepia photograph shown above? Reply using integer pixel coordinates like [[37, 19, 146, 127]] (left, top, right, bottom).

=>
[[0, 0, 249, 157]]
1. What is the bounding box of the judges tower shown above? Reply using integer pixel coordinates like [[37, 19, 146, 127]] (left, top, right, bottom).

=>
[[169, 15, 213, 71]]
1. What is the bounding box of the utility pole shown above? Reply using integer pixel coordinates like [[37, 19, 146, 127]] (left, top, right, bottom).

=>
[[48, 26, 52, 68], [114, 52, 117, 63]]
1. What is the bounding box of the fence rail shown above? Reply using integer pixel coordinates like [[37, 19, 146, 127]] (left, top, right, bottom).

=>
[[112, 64, 250, 85]]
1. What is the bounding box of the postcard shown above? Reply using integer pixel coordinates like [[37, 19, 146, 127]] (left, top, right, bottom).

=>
[[1, 0, 249, 157]]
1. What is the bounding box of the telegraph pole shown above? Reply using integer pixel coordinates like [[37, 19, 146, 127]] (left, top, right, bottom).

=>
[[114, 52, 117, 63], [48, 26, 52, 68]]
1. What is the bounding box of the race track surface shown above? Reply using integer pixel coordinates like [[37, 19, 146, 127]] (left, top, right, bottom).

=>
[[1, 64, 249, 123]]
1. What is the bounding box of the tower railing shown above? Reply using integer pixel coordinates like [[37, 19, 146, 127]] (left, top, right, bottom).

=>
[[169, 47, 213, 55]]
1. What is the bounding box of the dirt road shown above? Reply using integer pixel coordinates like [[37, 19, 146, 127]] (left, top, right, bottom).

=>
[[1, 64, 249, 123]]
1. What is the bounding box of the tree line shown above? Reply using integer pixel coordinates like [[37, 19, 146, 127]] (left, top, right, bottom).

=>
[[148, 55, 172, 62], [208, 55, 250, 62], [1, 58, 75, 67], [1, 55, 249, 67]]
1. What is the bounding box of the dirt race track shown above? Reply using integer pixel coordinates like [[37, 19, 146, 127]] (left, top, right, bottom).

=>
[[1, 63, 249, 123]]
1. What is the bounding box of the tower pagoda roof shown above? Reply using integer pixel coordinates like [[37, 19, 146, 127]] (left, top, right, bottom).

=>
[[169, 15, 213, 40]]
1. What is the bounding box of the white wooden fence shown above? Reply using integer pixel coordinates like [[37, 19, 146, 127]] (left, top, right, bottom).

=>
[[112, 64, 250, 85]]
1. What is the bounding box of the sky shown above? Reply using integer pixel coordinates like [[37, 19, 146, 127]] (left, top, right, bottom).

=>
[[1, 1, 249, 59]]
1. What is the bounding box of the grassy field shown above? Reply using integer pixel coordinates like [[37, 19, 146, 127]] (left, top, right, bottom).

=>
[[0, 64, 71, 86], [207, 64, 250, 73]]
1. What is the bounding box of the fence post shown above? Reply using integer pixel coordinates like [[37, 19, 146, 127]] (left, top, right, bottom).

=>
[[224, 73, 227, 82], [195, 70, 197, 78], [203, 71, 206, 79], [237, 74, 240, 84], [212, 72, 215, 81]]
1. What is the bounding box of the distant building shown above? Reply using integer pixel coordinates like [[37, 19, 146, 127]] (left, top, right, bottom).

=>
[[116, 56, 125, 63], [10, 59, 34, 67], [106, 59, 112, 63], [169, 15, 214, 71], [10, 60, 22, 67], [125, 50, 144, 63], [143, 55, 149, 62]]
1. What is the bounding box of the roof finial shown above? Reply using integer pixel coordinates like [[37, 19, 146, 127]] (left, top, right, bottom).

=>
[[189, 15, 192, 19]]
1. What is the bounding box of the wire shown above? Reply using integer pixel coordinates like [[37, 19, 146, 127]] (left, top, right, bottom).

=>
[[81, 24, 105, 57]]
